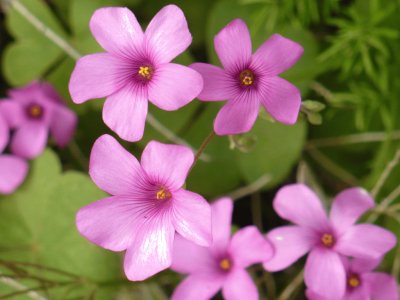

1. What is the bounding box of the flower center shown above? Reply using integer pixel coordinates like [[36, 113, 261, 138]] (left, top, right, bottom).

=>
[[156, 187, 171, 200], [239, 69, 255, 86], [348, 274, 360, 288], [321, 233, 335, 248], [138, 66, 153, 80], [26, 103, 43, 119], [219, 258, 231, 271]]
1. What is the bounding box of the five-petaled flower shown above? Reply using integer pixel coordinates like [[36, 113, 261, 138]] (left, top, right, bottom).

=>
[[76, 134, 212, 281], [69, 5, 203, 142], [264, 184, 396, 299], [191, 19, 303, 135], [171, 197, 273, 300]]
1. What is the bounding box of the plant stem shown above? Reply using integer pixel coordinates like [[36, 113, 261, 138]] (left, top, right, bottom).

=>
[[370, 149, 400, 198], [189, 131, 216, 173], [368, 184, 400, 223], [225, 174, 271, 202], [277, 270, 303, 300], [0, 271, 48, 300]]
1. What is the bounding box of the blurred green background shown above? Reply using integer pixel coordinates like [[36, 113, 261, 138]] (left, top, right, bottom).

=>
[[0, 0, 399, 299]]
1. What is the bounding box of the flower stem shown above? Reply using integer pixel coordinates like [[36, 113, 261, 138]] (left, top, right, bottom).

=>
[[370, 149, 400, 198], [189, 131, 216, 173], [277, 270, 304, 300]]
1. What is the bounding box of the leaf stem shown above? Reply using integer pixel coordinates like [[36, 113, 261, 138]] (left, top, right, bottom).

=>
[[277, 270, 304, 300], [189, 130, 216, 173], [225, 174, 271, 202], [370, 149, 400, 198]]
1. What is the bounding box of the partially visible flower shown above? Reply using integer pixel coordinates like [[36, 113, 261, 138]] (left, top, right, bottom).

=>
[[171, 198, 273, 300], [0, 81, 77, 159], [69, 5, 203, 142], [191, 19, 303, 135], [76, 135, 211, 281], [306, 257, 398, 300], [264, 184, 396, 299], [0, 111, 28, 194]]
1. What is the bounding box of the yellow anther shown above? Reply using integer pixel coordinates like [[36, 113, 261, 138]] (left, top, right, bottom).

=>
[[219, 258, 231, 271], [348, 275, 360, 288], [28, 104, 43, 118], [239, 69, 255, 86], [156, 188, 171, 200], [321, 233, 334, 248], [138, 66, 151, 79]]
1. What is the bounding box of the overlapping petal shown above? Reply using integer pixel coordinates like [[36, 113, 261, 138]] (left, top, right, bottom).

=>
[[50, 105, 77, 147], [0, 100, 24, 128], [363, 272, 399, 300], [0, 155, 28, 194], [11, 123, 48, 159], [222, 269, 258, 300], [210, 198, 233, 254], [171, 274, 224, 300]]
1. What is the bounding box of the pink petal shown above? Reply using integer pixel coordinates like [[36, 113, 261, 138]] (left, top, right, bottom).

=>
[[0, 155, 28, 194], [40, 81, 64, 104], [171, 274, 224, 300], [0, 100, 24, 128], [363, 272, 399, 300], [252, 34, 304, 76], [304, 248, 346, 299], [222, 269, 258, 300], [102, 84, 148, 142], [69, 53, 131, 104], [211, 198, 233, 255], [229, 226, 273, 268], [350, 257, 381, 273], [89, 134, 144, 195], [214, 94, 259, 136], [273, 184, 329, 230], [89, 7, 144, 56], [145, 5, 192, 64], [258, 76, 301, 125], [148, 63, 203, 111], [11, 123, 48, 159], [49, 106, 77, 147], [214, 19, 252, 72], [190, 63, 234, 101], [263, 226, 314, 271], [141, 141, 194, 190], [171, 233, 215, 274], [123, 211, 175, 281], [76, 195, 140, 252], [172, 189, 212, 247], [0, 114, 8, 152], [335, 224, 396, 259], [330, 188, 374, 234], [305, 289, 333, 300]]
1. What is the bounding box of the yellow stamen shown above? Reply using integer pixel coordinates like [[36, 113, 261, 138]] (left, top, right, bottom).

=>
[[219, 258, 231, 271], [138, 66, 151, 79], [321, 233, 334, 247], [156, 188, 171, 200], [239, 69, 255, 86], [28, 104, 43, 118], [348, 274, 360, 288]]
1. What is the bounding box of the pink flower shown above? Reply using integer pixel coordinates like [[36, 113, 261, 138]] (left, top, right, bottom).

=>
[[171, 198, 273, 300], [76, 134, 212, 281], [69, 5, 203, 142], [264, 184, 396, 299], [0, 111, 28, 194], [191, 19, 303, 135], [0, 81, 77, 159], [306, 257, 399, 300]]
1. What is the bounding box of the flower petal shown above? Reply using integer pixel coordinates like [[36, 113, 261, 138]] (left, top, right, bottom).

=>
[[350, 257, 382, 273], [0, 113, 8, 152], [263, 226, 314, 271], [123, 211, 174, 281], [89, 7, 143, 55], [214, 19, 252, 72], [145, 5, 191, 64], [335, 224, 396, 259], [171, 274, 224, 300], [363, 272, 399, 300], [89, 134, 144, 195], [49, 106, 77, 147], [273, 184, 329, 230], [172, 189, 212, 247], [190, 63, 234, 101], [69, 53, 131, 104], [11, 123, 48, 159], [148, 63, 203, 111], [0, 155, 28, 194], [211, 198, 233, 255], [214, 93, 259, 135], [141, 141, 194, 189], [330, 187, 374, 234], [305, 289, 333, 300], [258, 76, 301, 125], [0, 100, 24, 128], [222, 269, 258, 300], [103, 84, 148, 142], [304, 248, 346, 299], [229, 226, 273, 268]]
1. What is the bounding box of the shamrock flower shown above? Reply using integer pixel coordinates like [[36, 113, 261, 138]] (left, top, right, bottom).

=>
[[191, 19, 303, 135], [76, 135, 212, 281], [171, 198, 273, 300], [264, 184, 396, 299], [0, 81, 77, 159], [306, 257, 398, 300], [69, 5, 203, 142], [0, 111, 28, 194]]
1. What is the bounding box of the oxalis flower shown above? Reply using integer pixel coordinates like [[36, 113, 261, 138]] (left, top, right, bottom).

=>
[[307, 257, 398, 300], [69, 5, 203, 142], [171, 197, 273, 300], [76, 134, 212, 281], [0, 81, 77, 159], [191, 19, 303, 135], [0, 111, 28, 194], [264, 184, 396, 299]]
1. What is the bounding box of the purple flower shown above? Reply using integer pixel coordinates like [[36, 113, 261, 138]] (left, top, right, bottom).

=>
[[69, 5, 203, 142], [264, 184, 396, 299], [76, 134, 212, 281], [0, 111, 28, 194], [191, 19, 303, 135], [0, 81, 77, 159], [171, 198, 273, 300], [306, 257, 398, 300]]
